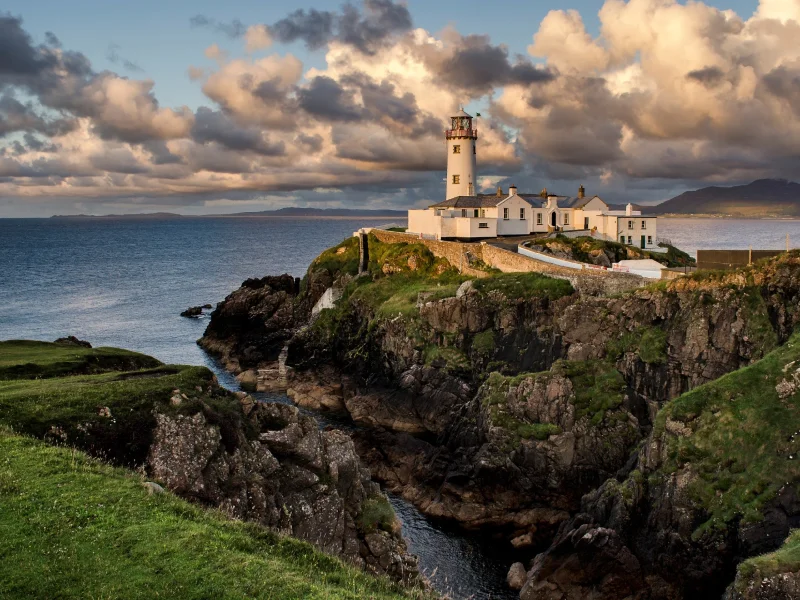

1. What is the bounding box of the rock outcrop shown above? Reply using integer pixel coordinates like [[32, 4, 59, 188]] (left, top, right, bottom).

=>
[[149, 395, 418, 583], [200, 240, 800, 599]]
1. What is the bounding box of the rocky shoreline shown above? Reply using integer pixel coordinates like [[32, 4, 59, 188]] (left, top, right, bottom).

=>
[[199, 234, 800, 599]]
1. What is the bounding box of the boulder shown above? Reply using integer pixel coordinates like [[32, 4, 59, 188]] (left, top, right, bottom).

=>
[[507, 562, 527, 590]]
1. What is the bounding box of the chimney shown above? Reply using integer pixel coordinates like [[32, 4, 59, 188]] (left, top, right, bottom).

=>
[[625, 203, 633, 216], [540, 187, 548, 198], [496, 186, 503, 198], [578, 184, 585, 199], [509, 185, 517, 196]]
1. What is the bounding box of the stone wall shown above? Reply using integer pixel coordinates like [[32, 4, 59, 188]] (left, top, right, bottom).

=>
[[368, 228, 644, 295]]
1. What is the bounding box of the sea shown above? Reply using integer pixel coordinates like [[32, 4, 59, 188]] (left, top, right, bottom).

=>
[[2, 215, 800, 599]]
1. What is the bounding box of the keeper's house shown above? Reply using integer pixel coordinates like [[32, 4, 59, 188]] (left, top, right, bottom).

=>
[[407, 108, 659, 250]]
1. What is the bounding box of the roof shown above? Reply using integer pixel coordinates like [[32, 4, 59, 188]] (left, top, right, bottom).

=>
[[560, 195, 607, 209], [452, 108, 472, 118], [429, 194, 506, 209]]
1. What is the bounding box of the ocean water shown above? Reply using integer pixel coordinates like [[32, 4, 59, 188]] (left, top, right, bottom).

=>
[[2, 214, 799, 599], [0, 215, 518, 600], [657, 217, 800, 257]]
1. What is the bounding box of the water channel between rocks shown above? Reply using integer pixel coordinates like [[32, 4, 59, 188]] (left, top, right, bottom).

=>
[[211, 366, 518, 600]]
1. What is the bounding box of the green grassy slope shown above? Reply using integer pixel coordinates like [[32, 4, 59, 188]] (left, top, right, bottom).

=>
[[652, 331, 800, 533], [0, 430, 420, 600], [0, 341, 426, 600], [0, 340, 161, 380]]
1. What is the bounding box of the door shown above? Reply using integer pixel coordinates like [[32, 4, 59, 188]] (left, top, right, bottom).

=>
[[584, 217, 589, 230], [641, 235, 646, 249], [620, 235, 625, 244], [550, 212, 557, 227]]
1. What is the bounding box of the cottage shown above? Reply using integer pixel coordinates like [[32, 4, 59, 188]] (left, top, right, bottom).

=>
[[407, 109, 660, 250]]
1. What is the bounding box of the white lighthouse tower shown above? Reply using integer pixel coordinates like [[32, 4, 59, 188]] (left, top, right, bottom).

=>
[[445, 108, 477, 200]]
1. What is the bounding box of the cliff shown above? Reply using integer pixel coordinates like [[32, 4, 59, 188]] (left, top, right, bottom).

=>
[[200, 235, 800, 599], [0, 340, 420, 587]]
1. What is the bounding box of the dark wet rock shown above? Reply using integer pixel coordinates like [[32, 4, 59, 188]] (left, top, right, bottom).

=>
[[54, 336, 92, 348], [180, 306, 204, 318]]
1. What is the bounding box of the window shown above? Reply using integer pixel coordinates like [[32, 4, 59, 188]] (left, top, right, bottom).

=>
[[564, 213, 570, 225], [628, 220, 634, 229], [537, 213, 543, 225], [627, 236, 632, 244], [647, 236, 653, 244], [452, 175, 460, 184], [503, 208, 509, 220], [480, 209, 486, 217], [478, 222, 489, 229], [473, 144, 476, 155], [461, 209, 467, 217], [620, 235, 625, 244], [520, 208, 525, 220], [474, 209, 479, 217], [453, 145, 461, 154], [641, 220, 647, 229]]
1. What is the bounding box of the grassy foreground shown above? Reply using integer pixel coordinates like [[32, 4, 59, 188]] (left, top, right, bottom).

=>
[[0, 430, 418, 600], [0, 340, 425, 600]]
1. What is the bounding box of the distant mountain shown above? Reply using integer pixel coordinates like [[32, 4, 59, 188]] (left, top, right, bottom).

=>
[[221, 207, 407, 218], [49, 207, 407, 219], [652, 179, 800, 217], [51, 212, 182, 219]]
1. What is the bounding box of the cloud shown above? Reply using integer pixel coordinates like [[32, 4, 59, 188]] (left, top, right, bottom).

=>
[[5, 0, 800, 215], [424, 33, 554, 95], [106, 44, 143, 73], [244, 25, 272, 52], [268, 0, 412, 54], [191, 107, 285, 155], [0, 15, 57, 77], [297, 76, 363, 121], [189, 15, 246, 39]]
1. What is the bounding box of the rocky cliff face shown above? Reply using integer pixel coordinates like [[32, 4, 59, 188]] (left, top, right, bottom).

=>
[[149, 393, 418, 583], [200, 240, 800, 599]]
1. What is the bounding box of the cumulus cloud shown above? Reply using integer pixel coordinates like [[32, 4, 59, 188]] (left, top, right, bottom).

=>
[[4, 0, 800, 214], [269, 0, 412, 54]]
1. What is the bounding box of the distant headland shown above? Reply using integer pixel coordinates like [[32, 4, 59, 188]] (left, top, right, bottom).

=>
[[50, 207, 407, 219], [652, 179, 800, 218]]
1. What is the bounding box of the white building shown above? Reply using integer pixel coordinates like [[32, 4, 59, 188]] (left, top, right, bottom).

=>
[[407, 110, 659, 249]]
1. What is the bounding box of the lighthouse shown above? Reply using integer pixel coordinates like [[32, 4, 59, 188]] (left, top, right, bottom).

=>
[[445, 108, 477, 200]]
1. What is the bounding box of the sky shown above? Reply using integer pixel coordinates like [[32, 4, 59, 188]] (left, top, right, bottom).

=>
[[2, 0, 799, 217]]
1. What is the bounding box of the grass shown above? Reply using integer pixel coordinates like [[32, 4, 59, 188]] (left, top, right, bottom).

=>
[[0, 341, 252, 468], [472, 272, 574, 300], [310, 236, 361, 279], [0, 340, 161, 380], [471, 330, 496, 357], [358, 496, 397, 535], [480, 372, 564, 449], [607, 326, 668, 365], [651, 331, 800, 535], [736, 529, 800, 586], [533, 236, 695, 268], [0, 430, 422, 600], [553, 360, 627, 425]]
